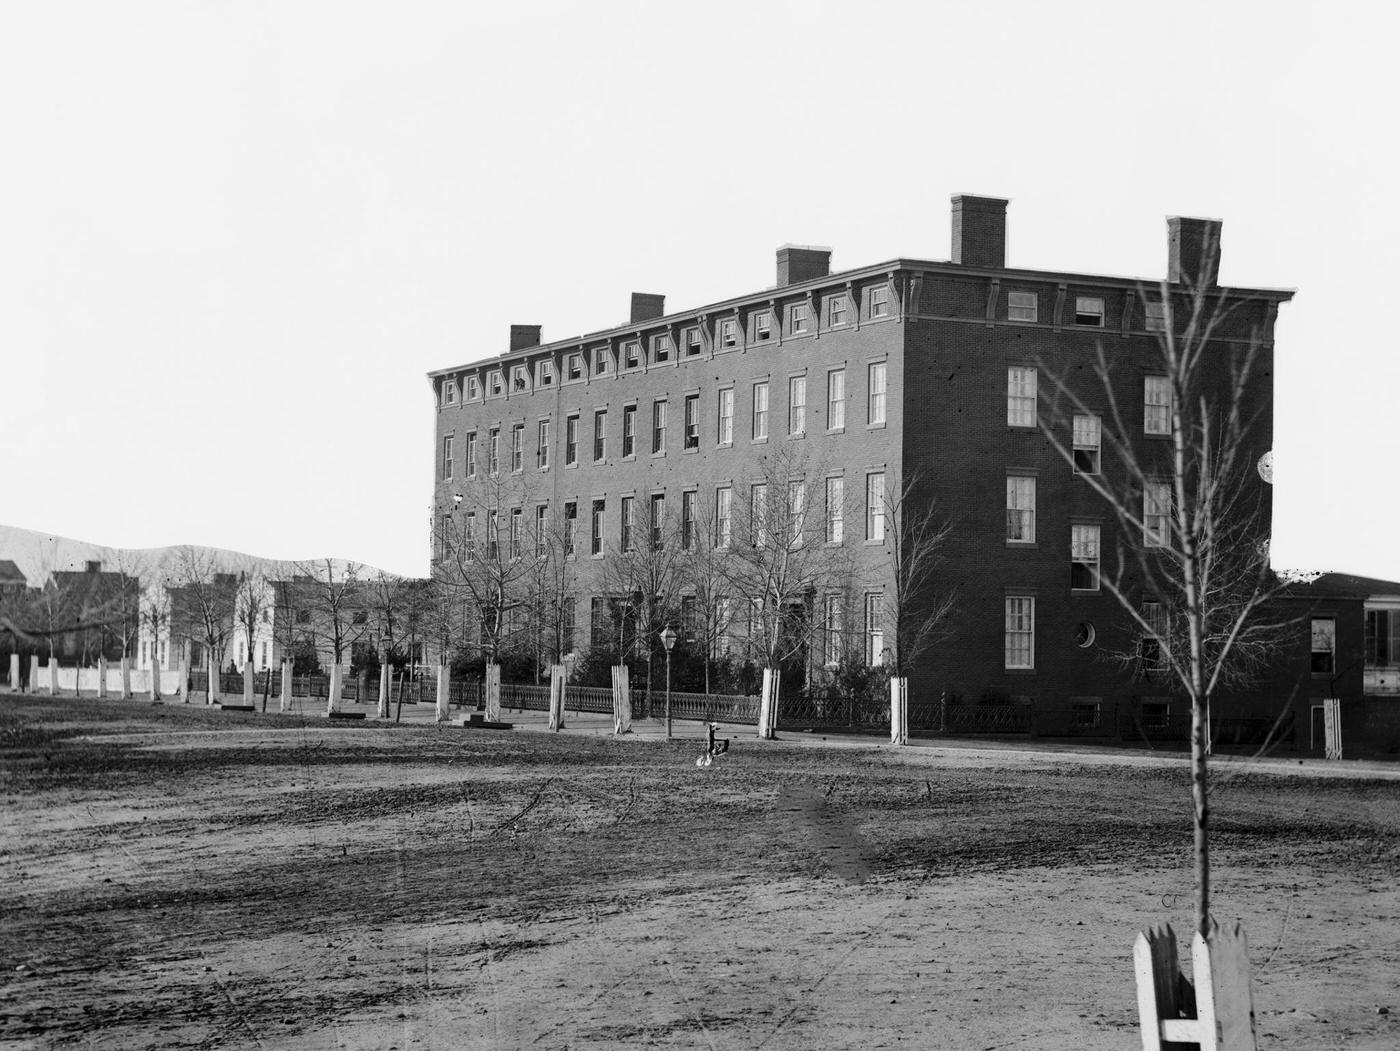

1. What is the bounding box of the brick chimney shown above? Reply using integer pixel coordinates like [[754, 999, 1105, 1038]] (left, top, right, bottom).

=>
[[1167, 216, 1222, 287], [776, 245, 832, 286], [509, 325, 542, 352], [630, 293, 666, 323], [950, 195, 1008, 268]]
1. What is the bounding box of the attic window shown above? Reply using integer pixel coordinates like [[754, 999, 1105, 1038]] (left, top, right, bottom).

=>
[[1074, 296, 1105, 326]]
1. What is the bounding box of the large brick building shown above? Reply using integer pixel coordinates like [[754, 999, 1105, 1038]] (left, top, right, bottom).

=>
[[427, 196, 1292, 731]]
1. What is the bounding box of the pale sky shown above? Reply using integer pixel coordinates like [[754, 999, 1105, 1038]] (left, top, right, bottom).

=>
[[2, 2, 1396, 581]]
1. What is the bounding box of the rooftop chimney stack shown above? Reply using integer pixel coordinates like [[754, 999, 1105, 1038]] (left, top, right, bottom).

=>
[[951, 195, 1008, 269], [776, 245, 832, 286], [1167, 216, 1222, 287], [630, 293, 666, 323], [509, 325, 542, 352]]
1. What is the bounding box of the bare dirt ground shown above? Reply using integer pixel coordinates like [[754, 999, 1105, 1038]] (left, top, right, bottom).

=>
[[2, 695, 1398, 1050]]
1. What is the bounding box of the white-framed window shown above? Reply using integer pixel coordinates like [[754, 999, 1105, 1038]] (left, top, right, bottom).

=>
[[535, 359, 555, 387], [465, 432, 477, 478], [652, 333, 672, 363], [565, 415, 578, 466], [789, 303, 811, 334], [865, 593, 885, 665], [442, 381, 458, 407], [487, 509, 499, 560], [684, 393, 700, 449], [1071, 524, 1100, 591], [867, 285, 890, 318], [592, 346, 612, 376], [788, 375, 806, 436], [441, 435, 454, 480], [1008, 291, 1037, 322], [488, 370, 504, 396], [620, 496, 635, 552], [466, 375, 481, 400], [510, 364, 529, 393], [828, 294, 849, 327], [1145, 301, 1167, 333], [464, 511, 476, 562], [1312, 617, 1337, 675], [563, 502, 576, 557], [683, 326, 702, 357], [868, 362, 887, 426], [652, 399, 667, 454], [715, 486, 732, 547], [825, 476, 844, 543], [750, 483, 769, 546], [1141, 601, 1168, 671], [752, 381, 769, 440], [622, 404, 637, 457], [511, 423, 524, 472], [649, 493, 665, 550], [865, 471, 885, 542], [753, 310, 773, 341], [593, 409, 607, 462], [535, 505, 549, 557], [1006, 475, 1036, 543], [623, 340, 641, 370], [828, 368, 846, 430], [1074, 296, 1105, 326], [787, 480, 806, 544], [1007, 366, 1037, 427], [1144, 376, 1172, 435], [537, 419, 550, 470], [1073, 415, 1102, 474], [823, 594, 843, 666], [565, 353, 584, 381], [488, 428, 500, 475], [1143, 481, 1170, 547], [681, 489, 696, 551], [510, 507, 523, 559], [719, 317, 738, 349], [591, 499, 605, 555], [718, 388, 734, 445], [1005, 596, 1035, 669]]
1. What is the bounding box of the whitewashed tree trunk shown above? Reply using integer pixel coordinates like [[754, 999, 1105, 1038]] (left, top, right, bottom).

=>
[[548, 664, 566, 731], [243, 660, 255, 706], [890, 677, 908, 745], [611, 665, 632, 734], [206, 653, 219, 704], [29, 656, 40, 694], [8, 653, 18, 691], [179, 653, 190, 703], [48, 660, 59, 696], [326, 663, 343, 716], [377, 663, 391, 719], [280, 659, 293, 712], [119, 656, 131, 699], [757, 668, 779, 739], [97, 656, 108, 699], [149, 656, 161, 701], [485, 663, 501, 721], [435, 663, 451, 722]]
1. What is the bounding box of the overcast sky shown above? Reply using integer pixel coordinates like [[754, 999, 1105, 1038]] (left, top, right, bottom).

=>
[[2, 2, 1394, 581]]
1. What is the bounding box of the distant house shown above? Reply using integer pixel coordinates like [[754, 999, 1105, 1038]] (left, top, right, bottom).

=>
[[40, 560, 140, 664], [0, 560, 26, 596]]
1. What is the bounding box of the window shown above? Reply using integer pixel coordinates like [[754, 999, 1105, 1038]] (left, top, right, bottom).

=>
[[719, 317, 738, 348], [590, 597, 608, 647], [787, 481, 806, 544], [487, 509, 500, 560], [1005, 596, 1035, 669], [652, 399, 667, 454], [620, 496, 635, 552], [750, 483, 769, 546], [441, 435, 454, 480], [715, 486, 732, 547], [650, 493, 665, 550], [1008, 291, 1037, 322], [622, 404, 636, 457], [466, 432, 477, 478], [1074, 296, 1105, 326], [537, 419, 550, 469], [442, 381, 458, 407], [510, 508, 523, 559], [511, 424, 524, 472], [562, 597, 575, 653], [1071, 698, 1102, 728], [788, 376, 806, 436], [823, 595, 843, 665], [652, 334, 672, 363], [752, 381, 769, 440], [681, 596, 697, 642], [1141, 601, 1168, 672], [1365, 609, 1400, 669], [535, 360, 555, 387], [1073, 415, 1101, 474], [718, 388, 734, 445], [684, 394, 700, 449], [591, 499, 605, 555], [790, 303, 811, 334], [828, 294, 848, 327], [825, 476, 844, 543], [565, 415, 579, 466], [464, 512, 476, 562], [623, 340, 641, 370], [563, 502, 577, 556], [681, 490, 696, 550], [1071, 524, 1100, 590], [1144, 376, 1172, 435], [511, 364, 528, 392], [868, 362, 887, 425], [488, 428, 500, 476], [1006, 475, 1035, 543], [467, 375, 481, 400], [753, 310, 773, 341], [714, 597, 732, 657], [592, 347, 611, 376], [868, 286, 890, 318], [488, 371, 504, 396], [1145, 301, 1167, 333], [865, 472, 885, 542], [535, 506, 548, 556], [1007, 366, 1037, 427], [683, 326, 701, 357], [828, 368, 846, 430], [566, 353, 583, 381], [1311, 617, 1337, 675], [1143, 481, 1170, 547], [865, 593, 885, 665], [593, 409, 607, 462]]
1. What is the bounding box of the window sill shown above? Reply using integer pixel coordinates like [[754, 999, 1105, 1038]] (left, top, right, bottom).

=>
[[564, 463, 578, 470], [866, 421, 887, 431], [1005, 667, 1036, 675], [752, 437, 769, 445], [621, 455, 636, 463], [788, 432, 806, 441], [863, 538, 886, 547], [1070, 588, 1100, 595], [1143, 432, 1173, 441], [1007, 423, 1038, 432], [1006, 541, 1038, 549], [717, 441, 734, 450], [651, 450, 666, 459]]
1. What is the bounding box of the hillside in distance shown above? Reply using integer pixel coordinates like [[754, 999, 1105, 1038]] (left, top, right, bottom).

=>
[[0, 523, 382, 587]]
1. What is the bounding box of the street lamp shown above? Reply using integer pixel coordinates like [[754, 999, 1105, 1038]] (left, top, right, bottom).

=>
[[660, 625, 678, 740]]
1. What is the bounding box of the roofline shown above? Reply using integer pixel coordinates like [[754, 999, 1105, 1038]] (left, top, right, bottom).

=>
[[427, 258, 1296, 380]]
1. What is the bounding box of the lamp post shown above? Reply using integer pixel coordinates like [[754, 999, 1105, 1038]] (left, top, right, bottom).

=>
[[660, 626, 678, 740]]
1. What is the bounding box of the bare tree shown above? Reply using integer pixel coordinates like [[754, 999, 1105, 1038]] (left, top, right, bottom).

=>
[[1036, 226, 1287, 937], [882, 470, 957, 681], [233, 571, 269, 673], [139, 576, 171, 695], [168, 546, 235, 703], [677, 495, 736, 697], [294, 559, 367, 670]]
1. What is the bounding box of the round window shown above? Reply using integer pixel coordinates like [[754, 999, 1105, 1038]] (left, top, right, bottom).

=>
[[1074, 622, 1096, 649]]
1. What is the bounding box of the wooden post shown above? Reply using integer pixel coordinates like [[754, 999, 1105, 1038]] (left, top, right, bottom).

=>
[[119, 656, 131, 699], [547, 664, 566, 731], [326, 663, 343, 717], [377, 663, 390, 719], [97, 656, 108, 699], [890, 676, 908, 745], [7, 653, 18, 691], [611, 665, 632, 734], [1134, 921, 1256, 1050], [279, 660, 292, 712], [435, 663, 450, 723], [1323, 698, 1342, 760], [261, 667, 271, 712], [394, 669, 404, 723], [485, 663, 501, 721], [49, 659, 58, 696], [29, 656, 40, 694], [243, 661, 254, 706], [757, 668, 779, 739], [206, 653, 220, 705], [149, 656, 161, 702], [180, 653, 190, 704]]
